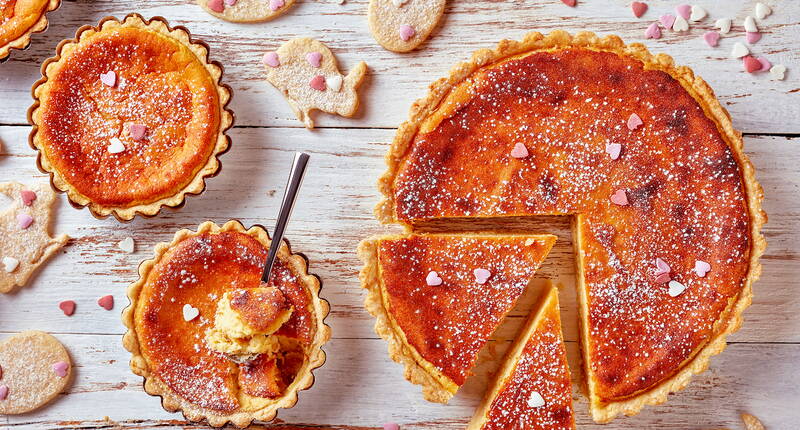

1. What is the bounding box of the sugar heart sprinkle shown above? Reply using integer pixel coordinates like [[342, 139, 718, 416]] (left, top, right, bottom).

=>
[[668, 280, 687, 297], [743, 56, 762, 73], [383, 424, 400, 430], [561, 0, 576, 6], [118, 237, 135, 253], [769, 64, 786, 80], [473, 268, 491, 284], [20, 190, 36, 206], [2, 257, 19, 273], [269, 0, 284, 11], [675, 4, 691, 19], [694, 260, 711, 277], [0, 385, 8, 401], [52, 361, 69, 378], [757, 57, 771, 72], [631, 2, 647, 18], [605, 143, 622, 160], [610, 189, 629, 206], [306, 52, 322, 68], [703, 31, 720, 47], [326, 75, 343, 92], [399, 24, 415, 42], [391, 0, 408, 6], [746, 31, 761, 44], [510, 142, 529, 159], [309, 75, 326, 91], [426, 271, 442, 286], [17, 213, 33, 229], [129, 124, 147, 141], [626, 113, 643, 130], [224, 0, 237, 5], [689, 5, 706, 22], [655, 257, 671, 275], [183, 304, 200, 321], [108, 137, 126, 154], [98, 295, 114, 310], [645, 22, 661, 39], [527, 391, 545, 408], [263, 52, 280, 68], [755, 2, 771, 20], [99, 71, 116, 87], [731, 42, 749, 58], [655, 272, 671, 283], [659, 14, 676, 28], [744, 16, 758, 33], [715, 18, 731, 34], [672, 16, 689, 32], [59, 300, 76, 316], [208, 0, 224, 12]]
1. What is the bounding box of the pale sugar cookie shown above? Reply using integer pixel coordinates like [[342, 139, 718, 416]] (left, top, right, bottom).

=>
[[197, 0, 296, 23], [368, 0, 446, 52]]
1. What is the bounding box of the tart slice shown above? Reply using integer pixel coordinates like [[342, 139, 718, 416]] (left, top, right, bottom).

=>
[[29, 14, 233, 221], [468, 285, 574, 430], [122, 221, 330, 427], [359, 233, 556, 403], [0, 0, 60, 61]]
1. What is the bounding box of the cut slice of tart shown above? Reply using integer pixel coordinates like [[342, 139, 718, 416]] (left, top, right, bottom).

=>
[[122, 221, 330, 427], [0, 0, 60, 61], [375, 31, 765, 421], [468, 285, 574, 430], [29, 14, 233, 221], [359, 233, 556, 403]]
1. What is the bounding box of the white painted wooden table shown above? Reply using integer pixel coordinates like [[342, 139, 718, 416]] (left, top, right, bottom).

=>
[[1, 0, 798, 428]]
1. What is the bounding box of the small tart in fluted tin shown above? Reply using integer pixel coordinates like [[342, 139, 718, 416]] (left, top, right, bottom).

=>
[[29, 14, 233, 221], [0, 0, 60, 61], [122, 221, 330, 427]]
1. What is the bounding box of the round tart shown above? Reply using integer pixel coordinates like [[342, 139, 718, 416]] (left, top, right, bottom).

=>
[[0, 0, 60, 61], [122, 221, 330, 427], [375, 31, 765, 422], [28, 14, 233, 221]]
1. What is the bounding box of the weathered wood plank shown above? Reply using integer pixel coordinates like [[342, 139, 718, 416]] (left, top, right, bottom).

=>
[[1, 126, 797, 345], [0, 0, 798, 132], [2, 334, 796, 429]]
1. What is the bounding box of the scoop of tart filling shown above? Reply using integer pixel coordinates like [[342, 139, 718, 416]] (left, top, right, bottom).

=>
[[206, 287, 294, 356]]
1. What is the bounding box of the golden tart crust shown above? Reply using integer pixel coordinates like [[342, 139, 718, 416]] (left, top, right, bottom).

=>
[[28, 14, 233, 221], [359, 233, 555, 403], [375, 31, 765, 422], [0, 0, 60, 61], [122, 221, 330, 427]]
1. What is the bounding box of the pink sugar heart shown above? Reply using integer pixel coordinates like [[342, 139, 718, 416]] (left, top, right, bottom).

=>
[[627, 113, 643, 130], [98, 295, 114, 311], [263, 51, 280, 68], [20, 190, 36, 206], [473, 268, 491, 284], [129, 124, 147, 141], [561, 0, 576, 6], [510, 142, 529, 159], [383, 424, 400, 430], [659, 14, 676, 28], [746, 31, 762, 44], [306, 52, 322, 68], [426, 271, 442, 286], [59, 300, 76, 316], [654, 272, 671, 284], [52, 361, 69, 378], [631, 2, 647, 18], [703, 31, 720, 47], [99, 71, 116, 87], [675, 4, 690, 19], [609, 189, 629, 206], [17, 213, 33, 229], [269, 0, 284, 11], [605, 143, 622, 160], [694, 260, 711, 277], [0, 364, 3, 379], [757, 56, 771, 72], [0, 385, 7, 401], [743, 55, 762, 73], [645, 22, 661, 39], [399, 24, 415, 42], [208, 0, 225, 12], [654, 257, 671, 275], [309, 75, 326, 91], [224, 0, 237, 5]]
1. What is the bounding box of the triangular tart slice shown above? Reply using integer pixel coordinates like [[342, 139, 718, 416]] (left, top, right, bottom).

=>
[[468, 285, 575, 430], [359, 233, 556, 403]]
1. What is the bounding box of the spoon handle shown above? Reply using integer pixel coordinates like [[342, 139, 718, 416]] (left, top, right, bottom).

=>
[[261, 152, 310, 283]]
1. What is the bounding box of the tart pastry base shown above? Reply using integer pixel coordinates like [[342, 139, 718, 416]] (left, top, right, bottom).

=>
[[0, 0, 60, 61]]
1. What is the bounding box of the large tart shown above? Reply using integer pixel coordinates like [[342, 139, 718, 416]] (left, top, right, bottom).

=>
[[467, 285, 574, 430], [29, 14, 233, 221], [0, 0, 60, 61], [375, 31, 765, 422], [122, 221, 330, 427], [359, 233, 556, 403]]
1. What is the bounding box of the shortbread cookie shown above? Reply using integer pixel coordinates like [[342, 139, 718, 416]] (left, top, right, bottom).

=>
[[263, 38, 367, 128], [0, 182, 69, 293], [197, 0, 295, 23], [368, 0, 446, 52], [0, 331, 72, 414]]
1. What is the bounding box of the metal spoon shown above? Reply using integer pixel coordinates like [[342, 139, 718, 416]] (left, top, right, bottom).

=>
[[261, 152, 310, 284]]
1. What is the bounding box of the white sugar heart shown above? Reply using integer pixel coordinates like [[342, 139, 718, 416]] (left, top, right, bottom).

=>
[[473, 268, 491, 284], [770, 64, 786, 80], [527, 391, 545, 408], [2, 257, 19, 273], [391, 0, 408, 6], [689, 5, 707, 22], [99, 71, 116, 87], [108, 137, 126, 154], [731, 42, 750, 58], [183, 304, 200, 321], [117, 237, 135, 253], [672, 16, 689, 32], [755, 2, 771, 20], [326, 75, 343, 92], [744, 16, 758, 33], [668, 280, 687, 297], [426, 271, 442, 286], [694, 260, 711, 277], [715, 18, 732, 34]]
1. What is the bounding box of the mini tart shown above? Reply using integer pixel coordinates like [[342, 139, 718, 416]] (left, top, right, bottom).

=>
[[376, 31, 765, 422], [122, 221, 330, 427], [467, 285, 575, 430], [0, 0, 60, 61], [358, 233, 556, 403], [28, 14, 233, 221]]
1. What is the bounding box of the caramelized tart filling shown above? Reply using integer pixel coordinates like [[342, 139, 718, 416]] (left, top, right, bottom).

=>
[[37, 25, 220, 208], [0, 0, 50, 47], [393, 48, 751, 401], [134, 231, 314, 412]]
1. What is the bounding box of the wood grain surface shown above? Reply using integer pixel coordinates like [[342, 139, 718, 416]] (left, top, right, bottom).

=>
[[1, 0, 798, 429]]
